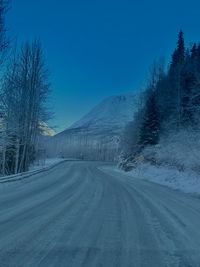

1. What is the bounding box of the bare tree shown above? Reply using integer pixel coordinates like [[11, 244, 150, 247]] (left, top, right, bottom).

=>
[[0, 0, 9, 62], [0, 40, 51, 175]]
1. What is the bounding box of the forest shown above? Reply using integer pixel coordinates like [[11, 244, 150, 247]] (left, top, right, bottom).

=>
[[0, 1, 51, 175], [121, 30, 200, 172]]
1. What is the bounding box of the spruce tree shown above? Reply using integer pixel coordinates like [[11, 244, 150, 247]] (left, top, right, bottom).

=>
[[139, 90, 160, 148], [180, 70, 196, 126], [191, 43, 197, 62], [169, 30, 185, 73], [177, 30, 185, 64], [180, 43, 200, 126], [168, 30, 186, 128]]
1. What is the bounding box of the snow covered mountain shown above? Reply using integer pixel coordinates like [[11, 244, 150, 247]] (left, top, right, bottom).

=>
[[69, 94, 137, 131], [46, 93, 138, 161]]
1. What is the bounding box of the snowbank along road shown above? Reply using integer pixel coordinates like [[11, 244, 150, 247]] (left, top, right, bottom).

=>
[[0, 161, 200, 267]]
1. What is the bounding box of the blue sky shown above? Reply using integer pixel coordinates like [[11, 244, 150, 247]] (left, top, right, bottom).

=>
[[7, 0, 200, 132]]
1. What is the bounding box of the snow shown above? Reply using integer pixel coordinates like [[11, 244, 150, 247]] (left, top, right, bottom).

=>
[[1, 161, 200, 266], [111, 129, 200, 195], [69, 93, 138, 130], [45, 93, 139, 161], [101, 163, 200, 195], [29, 158, 66, 171], [0, 158, 67, 185], [142, 130, 200, 171]]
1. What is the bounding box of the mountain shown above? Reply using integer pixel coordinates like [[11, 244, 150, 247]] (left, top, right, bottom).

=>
[[69, 94, 138, 131], [45, 93, 138, 161]]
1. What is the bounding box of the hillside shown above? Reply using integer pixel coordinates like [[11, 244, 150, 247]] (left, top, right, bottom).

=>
[[45, 93, 138, 161]]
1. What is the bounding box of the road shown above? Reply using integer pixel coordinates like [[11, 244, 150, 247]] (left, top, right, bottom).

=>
[[0, 161, 200, 267]]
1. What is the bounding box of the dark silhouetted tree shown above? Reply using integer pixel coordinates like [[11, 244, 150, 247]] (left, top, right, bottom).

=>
[[139, 90, 160, 148]]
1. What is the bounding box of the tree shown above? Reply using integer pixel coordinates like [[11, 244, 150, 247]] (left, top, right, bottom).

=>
[[1, 40, 51, 174], [169, 30, 185, 71], [0, 0, 9, 58], [119, 31, 200, 170], [168, 30, 186, 128], [0, 0, 10, 175], [138, 90, 160, 148], [180, 70, 196, 126]]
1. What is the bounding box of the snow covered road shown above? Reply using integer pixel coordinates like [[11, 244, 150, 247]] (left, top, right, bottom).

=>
[[0, 161, 200, 267]]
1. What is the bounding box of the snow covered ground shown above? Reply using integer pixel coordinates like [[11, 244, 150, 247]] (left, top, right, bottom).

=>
[[1, 160, 200, 266], [101, 163, 200, 195], [29, 158, 67, 171], [0, 158, 67, 185]]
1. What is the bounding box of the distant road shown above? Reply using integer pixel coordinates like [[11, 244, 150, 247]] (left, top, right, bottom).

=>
[[0, 161, 200, 267]]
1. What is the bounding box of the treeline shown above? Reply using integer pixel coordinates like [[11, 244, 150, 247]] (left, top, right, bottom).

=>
[[0, 1, 51, 175], [121, 31, 200, 168], [46, 132, 119, 162]]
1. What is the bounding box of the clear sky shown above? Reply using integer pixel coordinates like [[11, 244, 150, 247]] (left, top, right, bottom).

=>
[[7, 0, 200, 132]]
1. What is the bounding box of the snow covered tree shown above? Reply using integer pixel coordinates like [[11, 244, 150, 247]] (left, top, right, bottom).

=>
[[119, 61, 164, 169], [0, 40, 51, 175], [119, 30, 200, 170], [0, 0, 10, 174]]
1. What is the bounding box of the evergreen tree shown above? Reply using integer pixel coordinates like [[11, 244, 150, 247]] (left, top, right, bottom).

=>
[[168, 30, 186, 128], [180, 69, 196, 126], [139, 90, 160, 148], [190, 43, 200, 122], [120, 31, 200, 170], [197, 43, 200, 68], [177, 30, 185, 64], [169, 30, 185, 73], [180, 43, 200, 126], [191, 43, 198, 62]]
